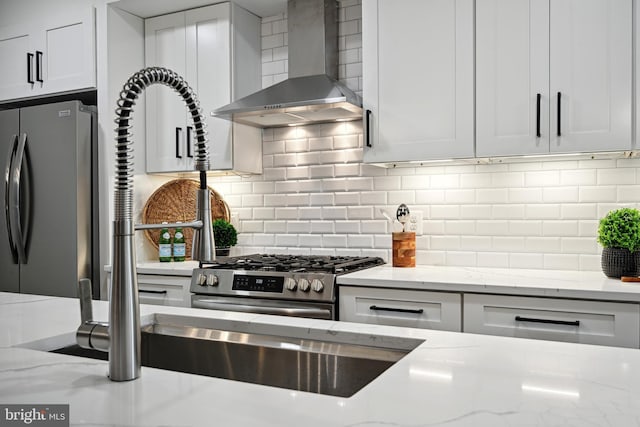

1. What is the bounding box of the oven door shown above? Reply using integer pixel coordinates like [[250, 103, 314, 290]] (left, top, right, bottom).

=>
[[191, 295, 334, 320]]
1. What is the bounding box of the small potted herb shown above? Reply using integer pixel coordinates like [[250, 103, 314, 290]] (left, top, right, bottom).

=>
[[213, 219, 238, 257], [598, 207, 640, 278]]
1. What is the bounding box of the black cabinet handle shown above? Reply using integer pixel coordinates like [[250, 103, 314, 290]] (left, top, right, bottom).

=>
[[365, 109, 372, 147], [370, 305, 424, 314], [35, 50, 43, 83], [556, 92, 562, 137], [515, 315, 579, 327], [138, 289, 167, 295], [186, 126, 193, 158], [536, 93, 541, 138], [27, 53, 34, 84], [175, 127, 183, 159]]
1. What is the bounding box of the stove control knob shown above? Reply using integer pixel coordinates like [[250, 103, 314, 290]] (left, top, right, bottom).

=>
[[311, 279, 324, 293], [206, 274, 219, 287], [298, 278, 310, 292], [284, 277, 297, 291], [197, 273, 207, 286]]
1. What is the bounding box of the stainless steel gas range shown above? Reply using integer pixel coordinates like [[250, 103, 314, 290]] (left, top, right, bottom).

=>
[[190, 254, 385, 320]]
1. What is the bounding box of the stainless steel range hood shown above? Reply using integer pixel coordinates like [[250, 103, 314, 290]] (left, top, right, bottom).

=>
[[213, 0, 363, 128]]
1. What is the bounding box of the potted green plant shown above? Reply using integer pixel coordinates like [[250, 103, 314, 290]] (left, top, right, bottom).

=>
[[598, 207, 640, 278], [213, 219, 238, 257]]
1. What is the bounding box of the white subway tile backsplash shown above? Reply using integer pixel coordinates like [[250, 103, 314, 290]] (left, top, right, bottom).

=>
[[561, 237, 598, 254], [310, 221, 334, 234], [477, 252, 509, 268], [444, 220, 475, 235], [298, 207, 322, 219], [242, 194, 263, 207], [252, 208, 275, 220], [430, 205, 461, 219], [492, 237, 526, 252], [579, 186, 618, 203], [476, 220, 510, 236], [509, 253, 544, 269], [347, 206, 374, 219], [310, 193, 334, 206], [430, 174, 460, 189], [431, 236, 461, 251], [446, 251, 477, 267], [542, 220, 579, 237], [508, 220, 542, 236], [525, 237, 561, 253], [461, 205, 492, 219], [285, 139, 309, 153], [323, 234, 348, 248], [322, 207, 348, 220], [299, 235, 323, 248], [242, 221, 265, 233], [492, 204, 525, 219], [264, 221, 287, 233], [275, 207, 298, 219], [286, 193, 310, 206], [477, 189, 508, 204], [597, 168, 636, 185], [616, 185, 640, 202], [544, 254, 580, 270], [461, 236, 492, 251], [524, 204, 560, 219], [525, 170, 560, 187], [276, 234, 299, 246], [388, 191, 415, 205], [335, 192, 360, 206], [309, 137, 333, 151], [445, 189, 476, 204], [264, 194, 287, 207], [310, 165, 335, 178], [416, 189, 445, 204], [287, 221, 310, 233], [335, 163, 360, 177], [346, 177, 374, 191]]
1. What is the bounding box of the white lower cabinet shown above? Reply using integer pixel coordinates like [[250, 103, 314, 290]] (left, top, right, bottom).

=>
[[137, 274, 191, 307], [105, 273, 191, 308], [464, 293, 640, 348], [339, 286, 462, 332]]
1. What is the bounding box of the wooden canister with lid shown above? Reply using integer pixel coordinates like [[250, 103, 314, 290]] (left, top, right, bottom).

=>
[[392, 232, 416, 267]]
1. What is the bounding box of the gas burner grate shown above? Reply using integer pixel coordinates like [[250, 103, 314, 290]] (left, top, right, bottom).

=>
[[200, 254, 384, 274]]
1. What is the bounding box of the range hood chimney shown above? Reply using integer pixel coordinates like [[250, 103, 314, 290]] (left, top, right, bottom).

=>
[[212, 0, 362, 128]]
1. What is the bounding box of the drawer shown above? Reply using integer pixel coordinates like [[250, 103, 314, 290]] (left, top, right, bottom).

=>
[[339, 286, 462, 332], [464, 294, 640, 348], [137, 274, 191, 308]]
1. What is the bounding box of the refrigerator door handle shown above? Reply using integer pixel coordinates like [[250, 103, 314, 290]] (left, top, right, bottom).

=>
[[9, 133, 28, 263], [4, 135, 19, 263]]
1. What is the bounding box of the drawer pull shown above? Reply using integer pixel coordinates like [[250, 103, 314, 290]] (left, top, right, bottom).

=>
[[138, 289, 168, 295], [515, 315, 579, 327], [370, 305, 424, 314]]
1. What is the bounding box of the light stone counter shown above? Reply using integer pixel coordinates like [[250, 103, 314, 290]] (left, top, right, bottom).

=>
[[2, 292, 640, 426], [337, 265, 640, 302]]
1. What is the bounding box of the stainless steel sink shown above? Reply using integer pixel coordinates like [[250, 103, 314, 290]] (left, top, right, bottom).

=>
[[51, 314, 422, 397]]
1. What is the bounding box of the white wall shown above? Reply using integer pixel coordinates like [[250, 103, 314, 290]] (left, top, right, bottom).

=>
[[135, 0, 636, 272]]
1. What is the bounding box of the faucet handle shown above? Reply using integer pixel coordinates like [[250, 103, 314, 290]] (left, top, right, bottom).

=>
[[76, 278, 109, 352], [78, 278, 94, 324]]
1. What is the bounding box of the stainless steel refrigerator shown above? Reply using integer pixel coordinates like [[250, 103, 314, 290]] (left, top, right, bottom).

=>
[[1, 100, 98, 298]]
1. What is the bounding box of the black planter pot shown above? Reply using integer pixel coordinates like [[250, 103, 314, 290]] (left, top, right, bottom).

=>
[[601, 247, 636, 278], [215, 247, 230, 257]]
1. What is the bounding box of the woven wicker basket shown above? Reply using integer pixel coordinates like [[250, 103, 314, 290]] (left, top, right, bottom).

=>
[[142, 179, 230, 260]]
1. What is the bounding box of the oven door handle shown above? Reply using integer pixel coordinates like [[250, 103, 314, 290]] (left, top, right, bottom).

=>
[[191, 299, 332, 318]]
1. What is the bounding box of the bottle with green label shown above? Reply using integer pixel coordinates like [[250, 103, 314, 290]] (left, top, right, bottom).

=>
[[173, 222, 186, 262], [158, 222, 172, 262]]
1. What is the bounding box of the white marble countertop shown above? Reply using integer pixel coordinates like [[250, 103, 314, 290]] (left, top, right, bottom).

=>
[[338, 265, 640, 302], [3, 292, 640, 426], [115, 261, 640, 302]]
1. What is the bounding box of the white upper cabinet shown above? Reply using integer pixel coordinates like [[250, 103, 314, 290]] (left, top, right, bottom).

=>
[[145, 2, 262, 174], [550, 0, 631, 153], [476, 0, 631, 157], [362, 0, 474, 163], [0, 7, 95, 102]]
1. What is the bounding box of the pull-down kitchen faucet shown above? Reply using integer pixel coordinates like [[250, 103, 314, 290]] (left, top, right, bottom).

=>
[[76, 67, 216, 381]]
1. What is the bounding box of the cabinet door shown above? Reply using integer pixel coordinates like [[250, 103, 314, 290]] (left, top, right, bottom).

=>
[[33, 8, 96, 96], [550, 0, 631, 152], [464, 293, 640, 348], [363, 0, 474, 163], [476, 0, 549, 157], [137, 274, 191, 307], [339, 286, 462, 332], [145, 12, 189, 173], [185, 4, 232, 171], [0, 25, 36, 101]]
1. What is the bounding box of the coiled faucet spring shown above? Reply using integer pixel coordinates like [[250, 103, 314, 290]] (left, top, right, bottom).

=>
[[114, 66, 210, 221]]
